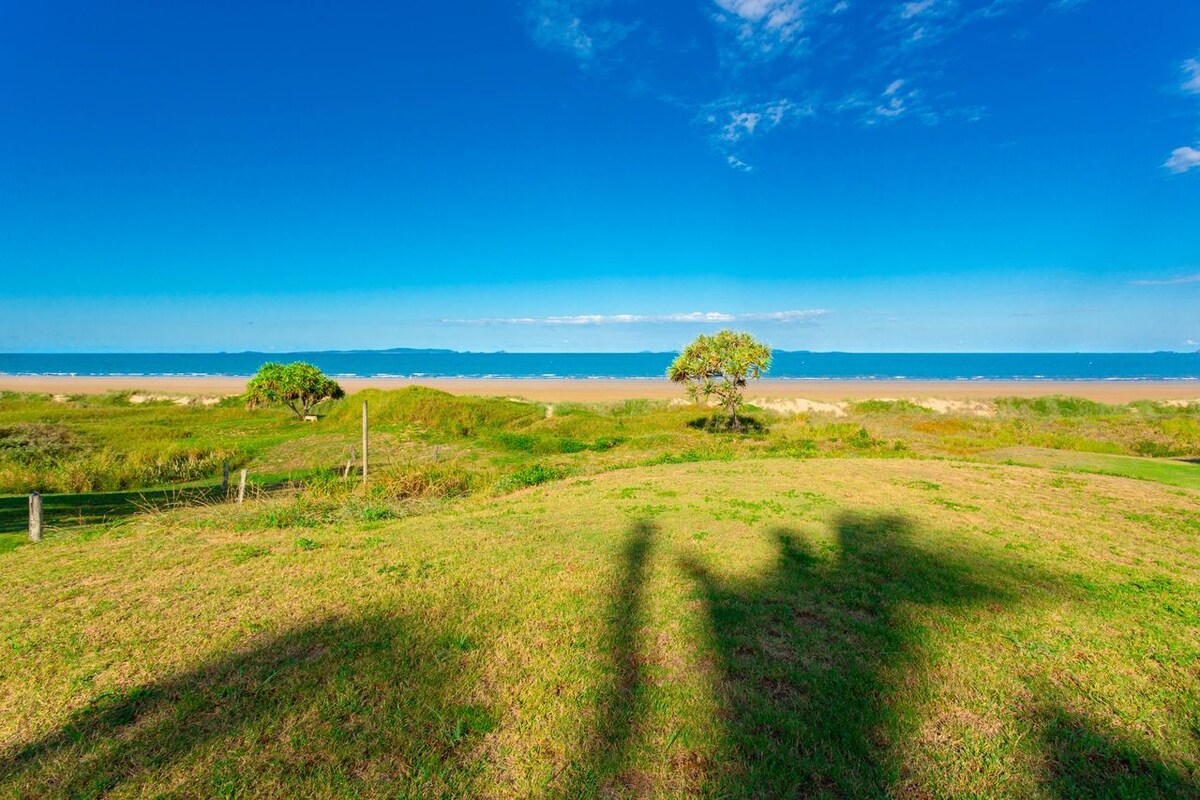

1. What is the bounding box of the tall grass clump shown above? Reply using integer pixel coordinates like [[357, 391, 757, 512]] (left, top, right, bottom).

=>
[[994, 396, 1125, 418], [250, 462, 481, 529], [852, 399, 932, 415], [372, 462, 476, 500], [0, 421, 238, 493]]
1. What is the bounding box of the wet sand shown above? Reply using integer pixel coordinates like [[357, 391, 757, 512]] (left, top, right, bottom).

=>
[[2, 375, 1198, 403]]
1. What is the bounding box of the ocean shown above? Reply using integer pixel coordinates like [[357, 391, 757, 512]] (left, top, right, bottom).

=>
[[0, 351, 1197, 381]]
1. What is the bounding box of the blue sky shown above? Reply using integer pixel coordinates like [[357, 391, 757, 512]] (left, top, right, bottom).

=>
[[1, 0, 1198, 353]]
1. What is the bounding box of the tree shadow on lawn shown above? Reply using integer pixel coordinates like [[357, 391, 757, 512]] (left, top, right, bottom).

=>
[[0, 612, 493, 797], [683, 512, 1200, 797], [682, 511, 1015, 797], [559, 518, 657, 797], [1035, 703, 1199, 798]]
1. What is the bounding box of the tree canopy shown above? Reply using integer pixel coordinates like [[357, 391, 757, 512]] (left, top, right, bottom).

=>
[[246, 362, 345, 419], [667, 330, 772, 432]]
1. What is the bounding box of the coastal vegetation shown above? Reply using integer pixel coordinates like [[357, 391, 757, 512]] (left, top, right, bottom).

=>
[[0, 387, 1198, 796], [668, 330, 772, 432], [246, 362, 345, 419], [1, 387, 1196, 505]]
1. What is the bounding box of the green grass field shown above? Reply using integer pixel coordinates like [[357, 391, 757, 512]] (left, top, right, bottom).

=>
[[0, 389, 1198, 797]]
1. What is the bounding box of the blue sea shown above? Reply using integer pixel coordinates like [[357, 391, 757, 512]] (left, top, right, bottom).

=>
[[0, 351, 1197, 381]]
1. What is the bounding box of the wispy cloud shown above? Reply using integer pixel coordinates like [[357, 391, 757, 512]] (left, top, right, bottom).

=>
[[701, 97, 811, 167], [444, 309, 828, 325], [1164, 145, 1200, 174], [709, 0, 810, 62], [835, 78, 968, 125], [1164, 57, 1200, 175], [1182, 57, 1200, 94], [873, 78, 915, 120], [522, 0, 1086, 170], [524, 0, 635, 63], [1128, 272, 1200, 286], [900, 0, 938, 20], [726, 154, 754, 171]]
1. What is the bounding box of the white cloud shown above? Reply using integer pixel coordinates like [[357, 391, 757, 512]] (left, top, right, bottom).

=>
[[1128, 272, 1200, 286], [525, 0, 634, 63], [711, 0, 808, 58], [1187, 339, 1198, 347], [900, 0, 937, 20], [704, 98, 806, 168], [836, 78, 929, 123], [444, 309, 828, 325], [717, 99, 797, 142], [1183, 58, 1200, 94], [741, 309, 829, 321], [722, 111, 762, 141], [1164, 146, 1200, 174], [521, 0, 1074, 169]]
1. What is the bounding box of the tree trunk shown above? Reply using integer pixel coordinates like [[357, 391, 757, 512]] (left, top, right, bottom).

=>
[[729, 402, 740, 432]]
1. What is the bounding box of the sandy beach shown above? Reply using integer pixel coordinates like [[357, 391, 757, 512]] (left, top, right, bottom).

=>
[[2, 375, 1198, 403]]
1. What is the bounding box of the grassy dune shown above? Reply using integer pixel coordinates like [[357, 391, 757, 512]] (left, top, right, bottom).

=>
[[2, 458, 1199, 797]]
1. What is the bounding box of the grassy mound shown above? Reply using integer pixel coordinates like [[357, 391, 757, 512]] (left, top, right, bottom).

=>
[[324, 387, 545, 438], [1, 459, 1197, 797]]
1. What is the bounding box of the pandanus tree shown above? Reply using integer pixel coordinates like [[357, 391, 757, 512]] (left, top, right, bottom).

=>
[[668, 330, 772, 432], [246, 362, 345, 419]]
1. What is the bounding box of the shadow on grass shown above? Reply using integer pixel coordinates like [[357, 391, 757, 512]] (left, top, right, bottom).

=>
[[560, 519, 656, 796], [682, 511, 1012, 796], [0, 486, 222, 536], [686, 415, 768, 434], [0, 468, 343, 538], [1036, 704, 1199, 798], [0, 613, 493, 797]]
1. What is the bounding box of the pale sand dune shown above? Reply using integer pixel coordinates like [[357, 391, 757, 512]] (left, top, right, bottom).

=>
[[1, 375, 1198, 403], [749, 398, 849, 416]]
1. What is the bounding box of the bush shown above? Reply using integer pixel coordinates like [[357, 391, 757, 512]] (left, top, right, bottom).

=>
[[1132, 439, 1184, 458], [0, 423, 83, 463]]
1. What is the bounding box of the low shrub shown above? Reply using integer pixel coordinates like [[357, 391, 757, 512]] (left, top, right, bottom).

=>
[[0, 423, 83, 463], [497, 464, 565, 491]]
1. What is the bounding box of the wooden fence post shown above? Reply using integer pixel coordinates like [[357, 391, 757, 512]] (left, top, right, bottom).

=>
[[237, 469, 248, 505], [222, 461, 230, 496], [362, 400, 369, 487], [28, 492, 43, 542]]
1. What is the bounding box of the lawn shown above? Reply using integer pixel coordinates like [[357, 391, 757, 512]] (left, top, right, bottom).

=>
[[979, 446, 1200, 490], [1, 456, 1198, 797]]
